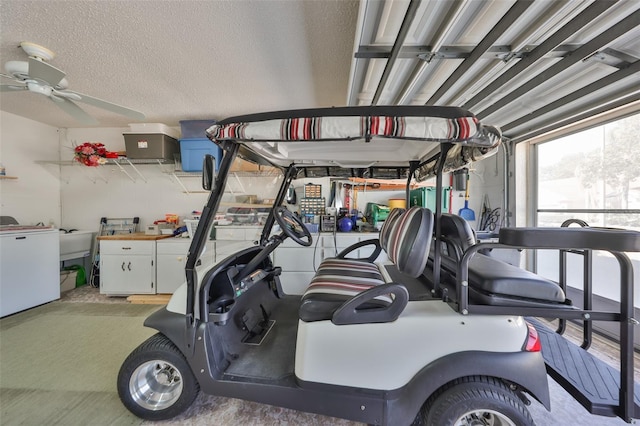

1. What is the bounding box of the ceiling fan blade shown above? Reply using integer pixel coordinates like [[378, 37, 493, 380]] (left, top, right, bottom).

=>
[[51, 97, 99, 125], [69, 90, 145, 120], [28, 57, 66, 86], [1, 72, 18, 80], [1, 83, 27, 92], [52, 88, 81, 101]]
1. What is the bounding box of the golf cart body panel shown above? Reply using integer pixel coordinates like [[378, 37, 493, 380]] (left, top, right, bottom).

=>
[[295, 300, 528, 390], [119, 105, 639, 425], [145, 304, 550, 426]]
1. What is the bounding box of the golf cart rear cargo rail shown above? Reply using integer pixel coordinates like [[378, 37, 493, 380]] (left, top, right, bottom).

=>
[[499, 227, 640, 252], [454, 226, 640, 422]]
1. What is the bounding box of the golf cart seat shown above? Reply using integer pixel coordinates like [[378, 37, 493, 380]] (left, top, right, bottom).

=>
[[314, 207, 406, 280], [431, 213, 567, 306], [299, 207, 433, 323]]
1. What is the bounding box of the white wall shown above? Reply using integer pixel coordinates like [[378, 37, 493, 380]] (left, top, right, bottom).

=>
[[0, 111, 61, 226], [0, 112, 508, 235], [59, 127, 210, 232]]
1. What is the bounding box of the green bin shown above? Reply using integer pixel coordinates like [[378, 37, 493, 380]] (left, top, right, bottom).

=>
[[410, 187, 451, 213], [62, 265, 86, 287]]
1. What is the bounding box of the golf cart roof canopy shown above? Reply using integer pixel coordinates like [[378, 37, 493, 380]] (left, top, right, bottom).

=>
[[206, 106, 501, 179]]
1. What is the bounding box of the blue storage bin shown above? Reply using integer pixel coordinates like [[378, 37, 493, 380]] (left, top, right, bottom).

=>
[[179, 120, 217, 139], [179, 138, 222, 172]]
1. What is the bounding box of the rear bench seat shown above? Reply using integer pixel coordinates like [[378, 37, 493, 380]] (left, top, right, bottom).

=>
[[430, 213, 568, 307], [299, 207, 433, 324]]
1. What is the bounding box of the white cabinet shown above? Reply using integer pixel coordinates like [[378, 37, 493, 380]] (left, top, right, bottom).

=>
[[0, 228, 59, 317], [214, 226, 261, 259], [156, 239, 215, 294], [99, 240, 156, 295], [273, 233, 380, 295]]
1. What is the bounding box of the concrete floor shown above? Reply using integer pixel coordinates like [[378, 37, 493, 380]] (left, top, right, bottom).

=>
[[1, 286, 636, 426]]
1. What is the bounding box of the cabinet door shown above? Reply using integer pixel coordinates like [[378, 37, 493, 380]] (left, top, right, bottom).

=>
[[279, 272, 316, 296], [274, 246, 323, 272], [156, 253, 187, 294], [100, 254, 155, 295], [215, 240, 254, 258]]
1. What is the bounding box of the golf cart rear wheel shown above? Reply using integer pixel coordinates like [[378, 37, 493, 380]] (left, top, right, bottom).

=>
[[117, 333, 199, 420], [416, 376, 534, 426]]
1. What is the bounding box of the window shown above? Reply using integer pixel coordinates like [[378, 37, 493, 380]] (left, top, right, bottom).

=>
[[536, 112, 640, 229], [534, 113, 640, 306]]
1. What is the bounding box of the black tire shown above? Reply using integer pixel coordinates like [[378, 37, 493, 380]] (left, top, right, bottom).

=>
[[117, 333, 200, 421], [414, 376, 534, 426]]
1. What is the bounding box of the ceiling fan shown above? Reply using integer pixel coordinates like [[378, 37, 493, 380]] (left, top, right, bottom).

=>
[[0, 41, 145, 125]]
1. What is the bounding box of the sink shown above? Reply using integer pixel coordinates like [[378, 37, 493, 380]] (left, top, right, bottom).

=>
[[59, 230, 95, 261]]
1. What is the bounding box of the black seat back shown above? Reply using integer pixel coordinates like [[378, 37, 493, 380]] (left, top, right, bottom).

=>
[[438, 213, 476, 260], [385, 207, 434, 278]]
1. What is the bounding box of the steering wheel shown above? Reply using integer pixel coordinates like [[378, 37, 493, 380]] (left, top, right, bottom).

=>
[[274, 206, 312, 246]]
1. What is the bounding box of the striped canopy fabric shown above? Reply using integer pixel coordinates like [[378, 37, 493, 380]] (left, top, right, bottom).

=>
[[206, 106, 499, 147], [209, 115, 483, 144]]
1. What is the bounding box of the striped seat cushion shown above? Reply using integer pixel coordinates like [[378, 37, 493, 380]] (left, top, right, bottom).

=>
[[385, 206, 433, 278], [379, 207, 405, 250], [314, 207, 406, 279], [299, 208, 434, 322], [316, 258, 381, 272], [299, 274, 390, 322]]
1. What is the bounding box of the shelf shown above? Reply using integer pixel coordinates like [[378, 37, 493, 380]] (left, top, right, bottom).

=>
[[39, 158, 175, 183], [171, 171, 201, 178], [40, 158, 173, 166], [0, 176, 18, 180], [220, 202, 273, 208]]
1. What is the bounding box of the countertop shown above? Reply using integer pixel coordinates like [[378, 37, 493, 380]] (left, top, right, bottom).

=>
[[97, 233, 175, 241]]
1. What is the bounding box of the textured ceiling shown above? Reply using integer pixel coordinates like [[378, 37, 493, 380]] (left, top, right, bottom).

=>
[[0, 0, 359, 128]]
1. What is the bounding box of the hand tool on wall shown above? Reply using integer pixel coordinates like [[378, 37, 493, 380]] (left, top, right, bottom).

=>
[[458, 173, 475, 221]]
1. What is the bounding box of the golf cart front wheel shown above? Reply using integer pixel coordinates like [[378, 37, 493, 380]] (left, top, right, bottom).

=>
[[416, 376, 534, 426], [117, 333, 199, 420]]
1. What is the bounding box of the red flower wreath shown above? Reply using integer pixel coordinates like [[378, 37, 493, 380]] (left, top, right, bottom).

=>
[[74, 142, 108, 167]]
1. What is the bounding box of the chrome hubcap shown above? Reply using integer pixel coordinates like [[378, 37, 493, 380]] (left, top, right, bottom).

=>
[[129, 360, 183, 411], [455, 409, 516, 426]]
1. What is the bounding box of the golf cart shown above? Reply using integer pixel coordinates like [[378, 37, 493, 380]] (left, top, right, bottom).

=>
[[118, 106, 640, 425]]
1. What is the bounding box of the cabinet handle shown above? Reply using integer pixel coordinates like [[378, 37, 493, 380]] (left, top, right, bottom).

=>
[[121, 247, 132, 250], [15, 236, 26, 240], [127, 262, 132, 271], [177, 256, 183, 261], [121, 262, 125, 271]]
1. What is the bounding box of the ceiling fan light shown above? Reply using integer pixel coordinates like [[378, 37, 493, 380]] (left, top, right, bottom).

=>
[[4, 60, 29, 79], [19, 41, 55, 61]]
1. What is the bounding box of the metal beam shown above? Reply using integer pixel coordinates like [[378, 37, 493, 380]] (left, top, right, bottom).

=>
[[462, 0, 619, 110], [510, 92, 640, 144], [355, 44, 591, 60], [371, 0, 422, 105], [502, 60, 640, 132], [392, 0, 471, 105], [478, 9, 640, 119], [426, 0, 535, 106]]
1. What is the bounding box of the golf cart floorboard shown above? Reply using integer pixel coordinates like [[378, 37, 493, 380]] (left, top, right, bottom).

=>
[[223, 297, 299, 382], [528, 318, 640, 418]]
